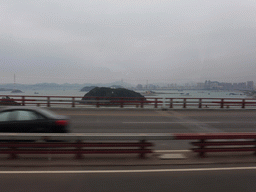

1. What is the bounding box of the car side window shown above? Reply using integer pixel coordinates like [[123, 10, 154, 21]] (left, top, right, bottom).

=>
[[15, 110, 43, 121], [0, 111, 12, 122]]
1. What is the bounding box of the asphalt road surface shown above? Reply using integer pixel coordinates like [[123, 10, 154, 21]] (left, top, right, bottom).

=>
[[53, 109, 256, 133], [52, 109, 256, 149], [1, 165, 256, 192]]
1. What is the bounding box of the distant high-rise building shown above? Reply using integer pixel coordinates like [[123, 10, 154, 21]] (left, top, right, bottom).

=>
[[247, 81, 254, 90], [196, 83, 204, 90], [200, 80, 253, 90], [233, 83, 238, 90], [148, 84, 157, 89], [238, 82, 246, 90], [136, 84, 143, 90]]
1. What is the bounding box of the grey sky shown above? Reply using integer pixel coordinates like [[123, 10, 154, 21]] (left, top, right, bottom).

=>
[[1, 0, 256, 85]]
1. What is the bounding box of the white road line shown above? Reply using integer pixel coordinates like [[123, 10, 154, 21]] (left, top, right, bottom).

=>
[[154, 150, 190, 153], [122, 122, 220, 124], [166, 111, 223, 133], [1, 167, 256, 174]]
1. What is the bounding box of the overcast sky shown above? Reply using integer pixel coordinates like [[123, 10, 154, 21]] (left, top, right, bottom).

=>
[[1, 0, 256, 85]]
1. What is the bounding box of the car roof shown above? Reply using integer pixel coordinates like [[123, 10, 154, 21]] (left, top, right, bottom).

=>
[[0, 106, 58, 118], [0, 106, 41, 111]]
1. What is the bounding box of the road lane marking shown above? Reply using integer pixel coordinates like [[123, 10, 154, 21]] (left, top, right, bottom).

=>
[[165, 111, 223, 133], [122, 122, 220, 124], [1, 167, 256, 174], [154, 150, 190, 153], [58, 113, 169, 117]]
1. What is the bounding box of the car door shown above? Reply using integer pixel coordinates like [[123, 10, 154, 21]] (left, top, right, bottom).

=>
[[11, 110, 51, 133], [0, 110, 12, 132]]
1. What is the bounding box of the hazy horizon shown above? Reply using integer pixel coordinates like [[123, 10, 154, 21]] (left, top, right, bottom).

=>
[[0, 79, 254, 88], [1, 1, 256, 85]]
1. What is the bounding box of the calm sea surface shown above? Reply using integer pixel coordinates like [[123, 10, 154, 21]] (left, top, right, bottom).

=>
[[1, 89, 248, 99]]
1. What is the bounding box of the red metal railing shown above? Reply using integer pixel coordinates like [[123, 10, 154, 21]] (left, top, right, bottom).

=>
[[174, 133, 256, 157], [0, 141, 153, 159], [1, 95, 256, 109], [1, 132, 256, 159]]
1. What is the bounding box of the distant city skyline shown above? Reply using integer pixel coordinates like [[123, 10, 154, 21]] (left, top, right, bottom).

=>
[[0, 73, 255, 85], [0, 79, 254, 91], [0, 74, 255, 87]]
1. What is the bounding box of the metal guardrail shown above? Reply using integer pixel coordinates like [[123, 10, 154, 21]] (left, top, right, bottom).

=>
[[1, 95, 256, 109], [175, 133, 256, 157], [0, 133, 174, 159], [0, 133, 174, 141], [0, 133, 256, 159]]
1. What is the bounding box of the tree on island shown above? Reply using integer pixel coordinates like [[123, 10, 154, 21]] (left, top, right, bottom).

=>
[[81, 87, 145, 102], [0, 96, 20, 105]]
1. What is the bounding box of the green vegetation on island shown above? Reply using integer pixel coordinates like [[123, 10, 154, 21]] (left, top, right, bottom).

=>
[[81, 87, 145, 102], [11, 89, 23, 93], [0, 96, 20, 106]]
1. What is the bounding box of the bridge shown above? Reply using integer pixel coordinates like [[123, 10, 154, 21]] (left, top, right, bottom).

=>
[[1, 101, 256, 191], [0, 108, 255, 154], [1, 95, 256, 109]]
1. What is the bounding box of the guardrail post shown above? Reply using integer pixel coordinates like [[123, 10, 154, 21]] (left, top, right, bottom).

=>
[[96, 97, 100, 108], [199, 99, 202, 108], [140, 140, 146, 159], [140, 98, 144, 108], [242, 99, 245, 108], [120, 98, 124, 108], [22, 96, 25, 106], [72, 97, 75, 108], [10, 142, 17, 159], [169, 98, 173, 108], [183, 99, 186, 108], [254, 139, 256, 156], [76, 140, 83, 159], [199, 139, 205, 158], [154, 98, 158, 108], [47, 97, 50, 107], [220, 99, 224, 108]]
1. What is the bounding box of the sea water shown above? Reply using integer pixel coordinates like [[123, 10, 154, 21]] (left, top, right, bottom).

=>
[[139, 90, 247, 99], [2, 89, 85, 97], [2, 89, 248, 99]]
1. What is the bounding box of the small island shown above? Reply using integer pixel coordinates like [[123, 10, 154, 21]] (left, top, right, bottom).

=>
[[0, 96, 20, 105], [81, 87, 146, 104], [11, 89, 23, 93]]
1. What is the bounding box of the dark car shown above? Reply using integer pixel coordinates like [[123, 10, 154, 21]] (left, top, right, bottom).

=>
[[0, 107, 69, 133]]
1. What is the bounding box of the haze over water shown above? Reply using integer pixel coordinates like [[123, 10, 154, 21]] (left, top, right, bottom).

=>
[[4, 90, 247, 99]]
